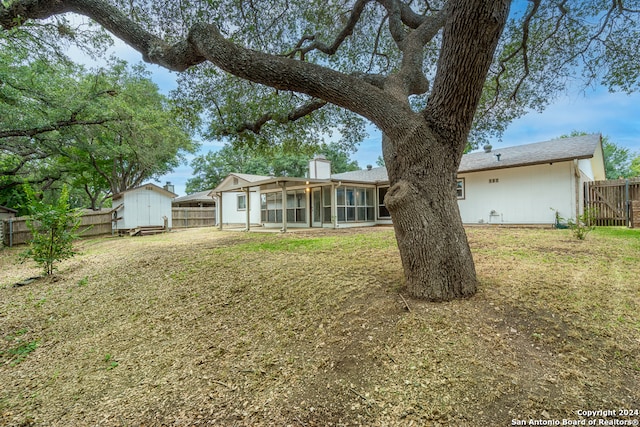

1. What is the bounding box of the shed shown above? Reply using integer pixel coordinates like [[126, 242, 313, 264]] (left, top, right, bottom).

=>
[[112, 183, 176, 231], [0, 205, 18, 220]]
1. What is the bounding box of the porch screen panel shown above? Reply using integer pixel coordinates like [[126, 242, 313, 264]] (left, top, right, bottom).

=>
[[286, 189, 306, 223], [378, 186, 390, 218], [323, 186, 332, 223], [262, 192, 283, 223], [336, 188, 346, 222]]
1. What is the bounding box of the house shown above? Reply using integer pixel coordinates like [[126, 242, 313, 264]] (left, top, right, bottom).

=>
[[172, 189, 218, 229], [172, 190, 217, 208], [212, 134, 605, 229], [112, 183, 177, 231]]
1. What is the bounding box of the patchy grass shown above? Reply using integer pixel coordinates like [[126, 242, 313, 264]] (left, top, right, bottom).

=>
[[0, 226, 638, 426]]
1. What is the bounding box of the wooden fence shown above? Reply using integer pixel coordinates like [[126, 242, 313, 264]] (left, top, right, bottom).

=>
[[2, 210, 113, 247], [585, 178, 640, 226], [632, 200, 640, 229], [171, 207, 216, 229]]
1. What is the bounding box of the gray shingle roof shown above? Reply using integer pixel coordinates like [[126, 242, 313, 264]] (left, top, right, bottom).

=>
[[172, 190, 216, 203], [458, 134, 601, 173], [331, 166, 389, 183], [231, 173, 272, 182], [330, 134, 601, 183]]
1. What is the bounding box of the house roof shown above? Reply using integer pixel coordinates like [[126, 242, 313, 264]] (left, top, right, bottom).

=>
[[215, 134, 603, 191], [328, 134, 603, 183], [213, 173, 273, 192], [331, 167, 389, 183], [112, 183, 177, 199], [230, 173, 272, 183], [172, 190, 217, 204], [458, 134, 602, 173]]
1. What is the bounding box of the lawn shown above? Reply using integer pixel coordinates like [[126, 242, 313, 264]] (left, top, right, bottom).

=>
[[1, 226, 639, 426]]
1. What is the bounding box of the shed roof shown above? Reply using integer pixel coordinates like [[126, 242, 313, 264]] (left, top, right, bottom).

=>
[[112, 183, 177, 199], [0, 205, 18, 214]]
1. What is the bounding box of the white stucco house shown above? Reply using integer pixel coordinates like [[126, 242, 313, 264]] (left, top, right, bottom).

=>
[[212, 134, 606, 230], [112, 183, 177, 231]]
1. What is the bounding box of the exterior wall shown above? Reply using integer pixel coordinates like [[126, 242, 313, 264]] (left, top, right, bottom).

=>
[[458, 162, 576, 225], [220, 190, 261, 226], [578, 158, 596, 181], [114, 187, 173, 229]]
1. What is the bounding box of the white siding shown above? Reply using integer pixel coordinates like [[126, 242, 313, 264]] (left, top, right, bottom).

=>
[[220, 190, 261, 225], [578, 158, 595, 180], [458, 162, 576, 224], [114, 186, 173, 229]]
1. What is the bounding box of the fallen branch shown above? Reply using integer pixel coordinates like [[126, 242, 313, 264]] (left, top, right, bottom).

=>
[[398, 293, 411, 312]]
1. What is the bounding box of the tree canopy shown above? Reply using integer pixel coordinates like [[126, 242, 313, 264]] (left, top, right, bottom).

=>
[[0, 50, 197, 211]]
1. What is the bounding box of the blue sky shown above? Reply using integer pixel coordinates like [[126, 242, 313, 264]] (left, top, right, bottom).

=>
[[72, 33, 640, 197]]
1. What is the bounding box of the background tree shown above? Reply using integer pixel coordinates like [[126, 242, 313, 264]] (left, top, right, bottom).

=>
[[631, 156, 640, 177], [4, 1, 640, 300], [602, 139, 636, 179], [186, 142, 359, 193], [1, 51, 197, 210]]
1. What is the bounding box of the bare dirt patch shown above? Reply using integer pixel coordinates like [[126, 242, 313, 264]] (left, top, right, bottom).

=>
[[1, 226, 638, 426]]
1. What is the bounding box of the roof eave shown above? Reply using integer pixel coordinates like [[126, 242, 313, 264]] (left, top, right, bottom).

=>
[[458, 154, 594, 174]]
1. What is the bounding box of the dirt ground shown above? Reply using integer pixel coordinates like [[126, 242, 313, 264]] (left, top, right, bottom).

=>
[[0, 226, 639, 426]]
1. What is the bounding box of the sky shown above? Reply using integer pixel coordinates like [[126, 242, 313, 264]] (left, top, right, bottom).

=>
[[70, 26, 640, 197]]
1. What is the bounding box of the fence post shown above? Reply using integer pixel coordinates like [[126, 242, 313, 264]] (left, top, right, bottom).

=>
[[625, 179, 630, 228], [9, 218, 13, 248]]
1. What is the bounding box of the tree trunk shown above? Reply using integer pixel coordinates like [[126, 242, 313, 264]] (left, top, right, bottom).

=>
[[383, 130, 477, 301]]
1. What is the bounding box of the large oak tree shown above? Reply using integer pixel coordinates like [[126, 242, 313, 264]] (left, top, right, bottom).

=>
[[2, 0, 639, 300]]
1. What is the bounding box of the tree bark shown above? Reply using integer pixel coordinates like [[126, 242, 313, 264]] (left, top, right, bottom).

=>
[[383, 127, 476, 301]]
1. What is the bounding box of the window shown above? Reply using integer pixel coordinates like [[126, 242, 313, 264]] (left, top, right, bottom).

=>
[[456, 178, 465, 199], [336, 186, 375, 223], [261, 190, 306, 223], [261, 192, 282, 223], [378, 187, 390, 218], [286, 189, 306, 223], [323, 186, 332, 223], [237, 194, 246, 210]]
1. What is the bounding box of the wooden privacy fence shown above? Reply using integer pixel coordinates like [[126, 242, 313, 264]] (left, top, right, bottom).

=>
[[171, 207, 216, 229], [2, 210, 113, 247], [585, 178, 640, 227]]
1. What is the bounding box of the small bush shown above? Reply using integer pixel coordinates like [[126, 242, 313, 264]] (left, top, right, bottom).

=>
[[567, 208, 597, 240], [20, 185, 82, 275]]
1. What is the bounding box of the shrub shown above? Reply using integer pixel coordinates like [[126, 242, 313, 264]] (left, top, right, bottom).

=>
[[20, 185, 82, 275], [567, 208, 597, 240]]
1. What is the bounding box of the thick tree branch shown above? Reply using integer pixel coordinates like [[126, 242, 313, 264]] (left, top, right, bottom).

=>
[[186, 22, 416, 134], [425, 0, 511, 158], [2, 0, 415, 134], [0, 117, 112, 139], [284, 0, 371, 59], [221, 99, 328, 136], [1, 0, 205, 71], [376, 0, 429, 29]]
